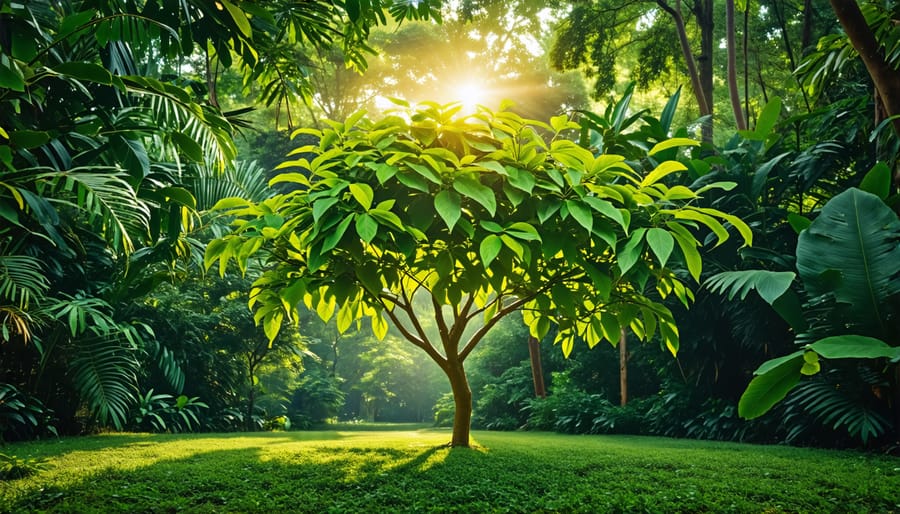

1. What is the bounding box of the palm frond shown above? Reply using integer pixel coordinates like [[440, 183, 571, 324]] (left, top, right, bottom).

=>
[[787, 375, 891, 444], [0, 254, 49, 309], [38, 167, 151, 254], [69, 334, 140, 431], [193, 160, 273, 211]]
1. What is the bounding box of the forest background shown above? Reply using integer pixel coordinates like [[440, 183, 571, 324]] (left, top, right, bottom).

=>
[[1, 0, 899, 451]]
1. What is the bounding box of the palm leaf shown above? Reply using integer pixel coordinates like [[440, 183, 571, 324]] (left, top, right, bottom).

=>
[[38, 168, 151, 254], [0, 254, 49, 308], [796, 188, 900, 337], [193, 160, 273, 211], [69, 335, 140, 431]]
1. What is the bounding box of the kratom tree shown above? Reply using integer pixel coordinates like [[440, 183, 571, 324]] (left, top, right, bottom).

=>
[[206, 102, 751, 447]]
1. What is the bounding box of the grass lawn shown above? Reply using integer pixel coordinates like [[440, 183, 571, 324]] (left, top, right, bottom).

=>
[[2, 428, 899, 513]]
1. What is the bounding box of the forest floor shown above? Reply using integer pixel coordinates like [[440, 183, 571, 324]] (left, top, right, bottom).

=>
[[2, 427, 899, 512]]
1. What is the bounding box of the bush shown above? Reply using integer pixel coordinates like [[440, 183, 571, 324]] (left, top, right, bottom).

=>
[[0, 383, 56, 442], [432, 392, 455, 427]]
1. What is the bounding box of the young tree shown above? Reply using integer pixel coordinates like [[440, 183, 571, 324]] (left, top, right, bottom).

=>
[[206, 103, 751, 446]]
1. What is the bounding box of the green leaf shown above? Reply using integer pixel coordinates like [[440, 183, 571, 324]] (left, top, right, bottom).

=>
[[640, 161, 687, 187], [220, 0, 252, 37], [801, 351, 820, 376], [453, 176, 496, 215], [479, 235, 502, 268], [583, 197, 626, 229], [505, 222, 541, 241], [349, 183, 374, 210], [10, 130, 50, 149], [859, 162, 891, 200], [565, 200, 592, 234], [369, 208, 405, 231], [54, 62, 113, 85], [739, 352, 804, 419], [617, 228, 645, 275], [667, 222, 702, 281], [171, 132, 204, 161], [808, 335, 900, 360], [797, 188, 900, 334], [355, 213, 378, 243], [321, 215, 353, 252], [705, 270, 796, 305], [648, 138, 699, 156], [0, 55, 25, 91], [787, 213, 811, 234], [434, 189, 462, 230], [645, 228, 674, 268], [754, 97, 782, 139]]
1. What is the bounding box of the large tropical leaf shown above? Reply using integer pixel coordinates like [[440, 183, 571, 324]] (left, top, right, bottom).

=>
[[69, 335, 140, 431], [796, 188, 900, 337]]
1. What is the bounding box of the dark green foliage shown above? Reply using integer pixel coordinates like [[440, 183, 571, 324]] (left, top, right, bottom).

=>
[[0, 384, 56, 443]]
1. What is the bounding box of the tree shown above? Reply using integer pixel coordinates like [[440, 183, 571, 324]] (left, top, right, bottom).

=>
[[207, 102, 751, 446]]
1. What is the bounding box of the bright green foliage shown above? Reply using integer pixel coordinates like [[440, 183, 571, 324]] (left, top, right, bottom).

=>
[[208, 103, 749, 360]]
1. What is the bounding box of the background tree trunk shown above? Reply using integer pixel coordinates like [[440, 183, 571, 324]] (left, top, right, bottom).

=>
[[619, 328, 628, 406], [528, 336, 546, 398], [726, 0, 747, 130]]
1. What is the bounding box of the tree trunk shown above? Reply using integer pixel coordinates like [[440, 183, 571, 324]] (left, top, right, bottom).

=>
[[696, 0, 715, 142], [726, 0, 747, 130], [444, 356, 472, 447], [528, 336, 546, 398], [657, 0, 712, 142], [830, 0, 900, 136], [619, 328, 628, 406]]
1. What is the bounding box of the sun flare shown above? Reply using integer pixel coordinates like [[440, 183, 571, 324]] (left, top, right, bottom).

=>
[[453, 81, 488, 113]]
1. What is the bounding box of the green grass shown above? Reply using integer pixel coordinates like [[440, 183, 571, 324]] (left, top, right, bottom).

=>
[[1, 428, 898, 513]]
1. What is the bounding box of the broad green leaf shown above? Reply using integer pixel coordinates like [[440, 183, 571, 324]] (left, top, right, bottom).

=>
[[220, 0, 252, 36], [372, 312, 388, 340], [505, 222, 541, 241], [312, 197, 339, 224], [355, 213, 378, 243], [797, 188, 900, 334], [565, 199, 592, 234], [10, 130, 50, 149], [407, 162, 441, 184], [640, 161, 687, 187], [648, 138, 699, 156], [369, 208, 405, 231], [674, 209, 729, 247], [645, 228, 674, 268], [667, 222, 702, 281], [0, 55, 25, 91], [507, 167, 536, 193], [262, 310, 284, 345], [859, 162, 891, 200], [349, 183, 374, 210], [54, 62, 113, 85], [479, 235, 502, 268], [453, 176, 496, 215], [434, 189, 462, 230], [321, 215, 353, 252], [739, 352, 803, 419], [787, 213, 811, 234], [171, 132, 204, 161], [583, 196, 626, 229], [808, 335, 900, 360], [617, 228, 645, 275]]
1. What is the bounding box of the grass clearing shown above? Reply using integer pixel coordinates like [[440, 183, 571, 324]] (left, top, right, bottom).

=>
[[1, 429, 899, 512]]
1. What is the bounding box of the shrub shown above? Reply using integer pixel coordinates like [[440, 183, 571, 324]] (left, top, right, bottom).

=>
[[0, 383, 56, 442]]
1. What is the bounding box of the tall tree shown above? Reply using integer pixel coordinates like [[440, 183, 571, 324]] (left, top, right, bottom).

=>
[[206, 103, 750, 446]]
